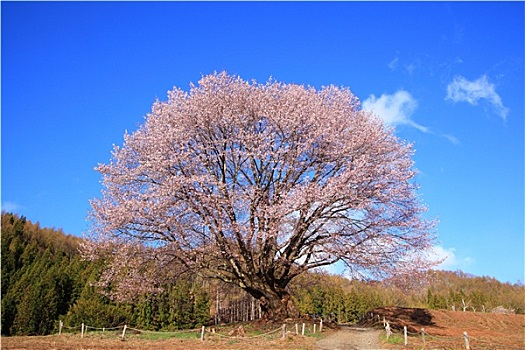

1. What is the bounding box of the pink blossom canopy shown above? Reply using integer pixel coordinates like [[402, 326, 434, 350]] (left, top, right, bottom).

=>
[[87, 72, 435, 305]]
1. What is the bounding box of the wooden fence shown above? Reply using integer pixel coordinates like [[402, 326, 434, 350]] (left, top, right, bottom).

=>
[[374, 315, 524, 350], [215, 294, 263, 324], [57, 319, 324, 341]]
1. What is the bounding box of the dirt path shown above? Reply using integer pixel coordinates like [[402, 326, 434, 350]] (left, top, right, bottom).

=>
[[316, 326, 384, 350]]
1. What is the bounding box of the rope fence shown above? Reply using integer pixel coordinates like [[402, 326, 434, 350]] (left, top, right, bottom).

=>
[[377, 315, 524, 350], [57, 319, 324, 342]]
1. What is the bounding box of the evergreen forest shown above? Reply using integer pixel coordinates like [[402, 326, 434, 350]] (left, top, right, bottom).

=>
[[2, 212, 523, 336]]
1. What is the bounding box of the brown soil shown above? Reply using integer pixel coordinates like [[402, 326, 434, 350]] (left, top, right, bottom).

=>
[[364, 306, 525, 349], [1, 333, 318, 350], [2, 308, 524, 350], [316, 326, 382, 349]]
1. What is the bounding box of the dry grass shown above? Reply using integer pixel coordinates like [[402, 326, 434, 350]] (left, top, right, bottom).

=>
[[1, 325, 323, 350], [3, 308, 524, 350], [369, 307, 525, 349]]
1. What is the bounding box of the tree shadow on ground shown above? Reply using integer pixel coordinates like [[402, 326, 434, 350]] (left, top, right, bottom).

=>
[[361, 306, 439, 333], [410, 308, 433, 326]]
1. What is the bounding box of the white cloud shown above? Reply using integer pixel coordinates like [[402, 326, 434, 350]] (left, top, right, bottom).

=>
[[404, 62, 417, 76], [442, 134, 460, 145], [446, 75, 509, 120], [428, 245, 474, 271], [362, 90, 429, 132], [1, 201, 23, 213], [388, 57, 399, 70]]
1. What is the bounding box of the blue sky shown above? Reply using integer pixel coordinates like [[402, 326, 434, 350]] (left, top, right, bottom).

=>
[[2, 2, 523, 283]]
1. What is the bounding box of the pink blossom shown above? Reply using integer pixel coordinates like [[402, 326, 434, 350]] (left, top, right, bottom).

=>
[[84, 72, 437, 317]]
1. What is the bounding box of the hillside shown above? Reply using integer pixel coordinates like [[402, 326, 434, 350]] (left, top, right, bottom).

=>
[[2, 212, 524, 337], [365, 306, 525, 349], [1, 213, 91, 335], [1, 212, 210, 336]]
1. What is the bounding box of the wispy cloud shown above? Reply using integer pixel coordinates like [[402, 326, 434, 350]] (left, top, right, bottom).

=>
[[362, 90, 429, 133], [446, 75, 509, 120], [429, 245, 474, 271], [404, 62, 418, 76], [442, 134, 460, 145], [386, 54, 423, 77], [1, 201, 23, 213], [388, 56, 399, 70]]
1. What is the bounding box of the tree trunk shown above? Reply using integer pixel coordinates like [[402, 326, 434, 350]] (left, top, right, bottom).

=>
[[247, 287, 295, 321]]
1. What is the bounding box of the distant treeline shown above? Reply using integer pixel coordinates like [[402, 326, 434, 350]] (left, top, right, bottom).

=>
[[2, 212, 523, 336]]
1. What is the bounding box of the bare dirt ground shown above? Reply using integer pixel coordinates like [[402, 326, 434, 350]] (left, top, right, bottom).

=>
[[1, 330, 384, 350], [366, 306, 525, 349], [315, 326, 383, 350], [2, 308, 524, 350], [1, 333, 318, 350]]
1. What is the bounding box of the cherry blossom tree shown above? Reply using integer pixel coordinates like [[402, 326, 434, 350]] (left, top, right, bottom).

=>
[[86, 72, 436, 320]]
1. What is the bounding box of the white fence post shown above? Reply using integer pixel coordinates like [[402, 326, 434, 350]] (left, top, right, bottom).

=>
[[320, 318, 323, 332], [295, 323, 298, 335], [282, 324, 286, 339], [404, 326, 408, 345], [58, 320, 63, 335], [385, 322, 391, 341], [121, 324, 127, 340], [421, 328, 425, 347], [200, 326, 205, 341], [81, 323, 84, 338], [464, 331, 470, 349], [302, 323, 305, 336]]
